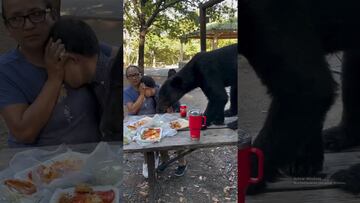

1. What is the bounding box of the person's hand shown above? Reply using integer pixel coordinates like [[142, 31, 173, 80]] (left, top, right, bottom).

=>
[[44, 38, 68, 82], [139, 83, 146, 96]]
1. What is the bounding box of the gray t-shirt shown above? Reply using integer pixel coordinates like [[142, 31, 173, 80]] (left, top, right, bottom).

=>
[[0, 48, 101, 147]]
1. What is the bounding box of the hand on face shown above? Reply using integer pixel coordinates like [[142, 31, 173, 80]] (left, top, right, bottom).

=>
[[144, 87, 156, 97], [139, 83, 146, 96], [44, 38, 68, 82]]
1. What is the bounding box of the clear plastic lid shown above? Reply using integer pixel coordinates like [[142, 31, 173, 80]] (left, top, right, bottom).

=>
[[189, 109, 201, 116]]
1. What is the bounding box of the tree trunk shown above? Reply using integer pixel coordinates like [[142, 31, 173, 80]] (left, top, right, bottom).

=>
[[179, 42, 184, 62], [138, 28, 146, 74], [152, 50, 156, 68]]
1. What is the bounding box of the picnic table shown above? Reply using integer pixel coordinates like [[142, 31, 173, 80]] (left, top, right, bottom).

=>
[[0, 142, 122, 201], [123, 113, 243, 202]]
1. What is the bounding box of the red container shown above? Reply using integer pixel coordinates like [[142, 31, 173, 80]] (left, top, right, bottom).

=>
[[180, 104, 187, 117], [238, 147, 264, 203], [188, 110, 206, 141]]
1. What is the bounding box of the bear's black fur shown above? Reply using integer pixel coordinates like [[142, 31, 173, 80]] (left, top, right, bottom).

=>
[[156, 44, 237, 126], [239, 0, 360, 194]]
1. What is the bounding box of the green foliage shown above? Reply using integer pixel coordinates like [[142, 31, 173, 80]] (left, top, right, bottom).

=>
[[124, 0, 237, 68]]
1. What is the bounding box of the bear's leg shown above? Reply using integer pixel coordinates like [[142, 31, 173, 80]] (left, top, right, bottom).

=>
[[246, 40, 336, 194], [224, 85, 238, 117], [202, 79, 228, 125], [324, 51, 360, 151]]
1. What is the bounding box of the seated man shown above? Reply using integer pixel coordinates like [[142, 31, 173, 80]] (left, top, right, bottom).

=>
[[48, 18, 119, 140]]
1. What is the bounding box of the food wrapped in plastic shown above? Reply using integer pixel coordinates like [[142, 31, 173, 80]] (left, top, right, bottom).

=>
[[0, 142, 122, 203]]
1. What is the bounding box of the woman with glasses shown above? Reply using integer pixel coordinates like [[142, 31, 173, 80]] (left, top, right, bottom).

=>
[[0, 0, 112, 147], [123, 65, 158, 115], [123, 66, 160, 178]]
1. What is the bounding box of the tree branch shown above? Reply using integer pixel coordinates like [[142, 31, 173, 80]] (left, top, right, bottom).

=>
[[144, 0, 164, 28], [131, 0, 142, 22], [160, 0, 184, 12], [145, 0, 183, 28]]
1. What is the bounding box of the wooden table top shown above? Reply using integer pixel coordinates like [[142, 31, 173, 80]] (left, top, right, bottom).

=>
[[123, 114, 251, 153]]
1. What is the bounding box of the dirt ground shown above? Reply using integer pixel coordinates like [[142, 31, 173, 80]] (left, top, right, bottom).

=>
[[123, 76, 238, 203]]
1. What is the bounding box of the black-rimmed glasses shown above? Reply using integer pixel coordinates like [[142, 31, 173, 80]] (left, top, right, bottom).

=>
[[5, 8, 51, 29], [127, 73, 141, 79]]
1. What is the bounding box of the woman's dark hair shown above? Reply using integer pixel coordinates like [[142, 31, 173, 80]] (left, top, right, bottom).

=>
[[49, 17, 99, 57], [140, 75, 156, 88]]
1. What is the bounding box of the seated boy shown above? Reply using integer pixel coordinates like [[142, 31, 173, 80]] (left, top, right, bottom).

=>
[[48, 17, 119, 140]]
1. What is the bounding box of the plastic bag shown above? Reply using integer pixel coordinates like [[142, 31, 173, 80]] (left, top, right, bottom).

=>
[[123, 125, 135, 145], [0, 142, 122, 203], [82, 142, 122, 186]]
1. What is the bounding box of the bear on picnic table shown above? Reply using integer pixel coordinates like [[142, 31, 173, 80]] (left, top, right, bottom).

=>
[[239, 0, 360, 195], [156, 44, 237, 127]]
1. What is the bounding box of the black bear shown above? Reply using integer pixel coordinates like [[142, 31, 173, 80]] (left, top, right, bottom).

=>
[[156, 44, 237, 126], [239, 0, 360, 194]]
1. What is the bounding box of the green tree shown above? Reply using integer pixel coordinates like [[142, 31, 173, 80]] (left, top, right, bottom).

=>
[[124, 0, 235, 72]]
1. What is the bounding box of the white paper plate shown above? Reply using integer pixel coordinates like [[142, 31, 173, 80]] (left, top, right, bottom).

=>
[[14, 151, 88, 182], [49, 185, 119, 203], [126, 116, 153, 131], [169, 118, 189, 130], [138, 127, 162, 143]]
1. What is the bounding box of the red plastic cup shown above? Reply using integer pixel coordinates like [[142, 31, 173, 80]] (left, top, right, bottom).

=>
[[188, 110, 206, 141], [238, 147, 264, 203], [180, 104, 187, 117]]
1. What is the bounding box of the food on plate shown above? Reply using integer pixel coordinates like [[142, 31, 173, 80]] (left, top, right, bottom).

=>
[[170, 121, 182, 129], [141, 128, 161, 141], [126, 125, 137, 131], [126, 117, 151, 130], [58, 184, 115, 203], [28, 159, 84, 184], [169, 119, 189, 130], [75, 183, 94, 193], [4, 179, 37, 195]]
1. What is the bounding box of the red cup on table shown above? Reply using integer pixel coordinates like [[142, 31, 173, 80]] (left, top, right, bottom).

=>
[[238, 147, 264, 203], [180, 104, 187, 117], [188, 109, 206, 141]]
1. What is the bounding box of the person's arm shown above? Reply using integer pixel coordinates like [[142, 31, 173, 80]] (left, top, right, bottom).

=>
[[126, 83, 146, 114], [0, 39, 67, 144]]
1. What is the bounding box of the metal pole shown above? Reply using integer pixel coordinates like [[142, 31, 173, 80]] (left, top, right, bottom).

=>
[[200, 6, 206, 52]]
